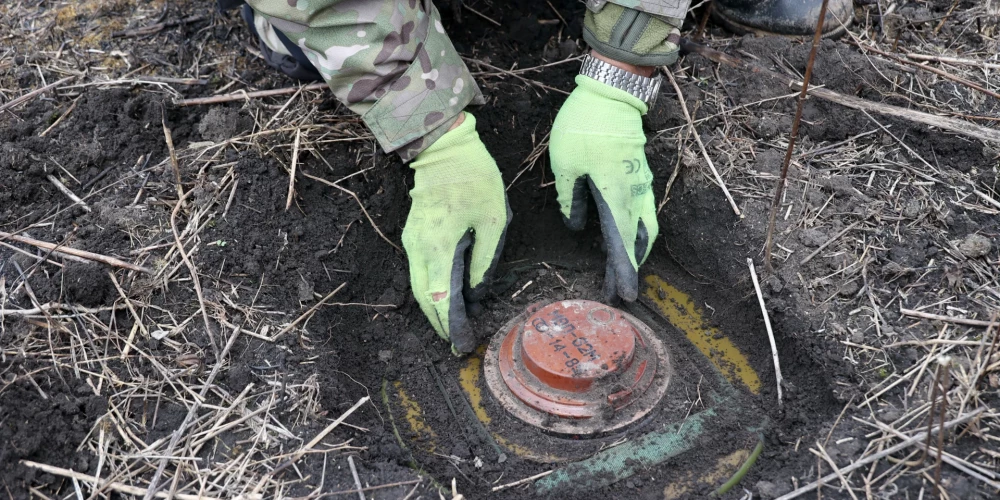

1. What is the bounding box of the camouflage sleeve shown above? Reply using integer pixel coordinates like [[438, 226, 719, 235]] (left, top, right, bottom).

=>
[[596, 0, 690, 19], [245, 0, 484, 161]]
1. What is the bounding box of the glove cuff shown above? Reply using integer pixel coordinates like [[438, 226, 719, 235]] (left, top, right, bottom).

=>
[[583, 3, 682, 67], [409, 112, 501, 185], [575, 75, 649, 117], [420, 112, 475, 154]]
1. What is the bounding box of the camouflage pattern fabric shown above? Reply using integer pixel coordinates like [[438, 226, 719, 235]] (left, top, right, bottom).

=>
[[592, 0, 691, 20], [246, 0, 691, 161], [245, 0, 484, 161]]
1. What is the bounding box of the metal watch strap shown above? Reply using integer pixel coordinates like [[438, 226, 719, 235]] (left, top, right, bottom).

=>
[[579, 54, 662, 107]]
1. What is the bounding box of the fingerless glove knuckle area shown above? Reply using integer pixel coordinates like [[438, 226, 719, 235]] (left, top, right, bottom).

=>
[[583, 3, 683, 67]]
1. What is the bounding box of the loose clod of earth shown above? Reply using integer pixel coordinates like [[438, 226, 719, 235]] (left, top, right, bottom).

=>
[[958, 233, 993, 259], [2, 0, 1000, 499]]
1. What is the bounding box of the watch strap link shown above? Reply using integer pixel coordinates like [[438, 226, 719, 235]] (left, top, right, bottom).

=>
[[579, 54, 662, 107]]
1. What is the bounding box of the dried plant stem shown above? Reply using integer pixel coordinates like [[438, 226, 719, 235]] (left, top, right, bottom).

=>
[[0, 303, 122, 317], [657, 130, 686, 214], [286, 129, 301, 211], [0, 240, 64, 268], [39, 96, 81, 137], [929, 362, 951, 496], [900, 308, 997, 327], [764, 0, 830, 268], [861, 419, 1000, 488], [264, 86, 305, 131], [348, 455, 366, 500], [851, 41, 1000, 100], [162, 117, 183, 199], [327, 479, 423, 496], [462, 57, 569, 95], [934, 0, 962, 35], [693, 1, 713, 41], [275, 282, 347, 340], [464, 3, 501, 27], [253, 396, 370, 494], [664, 70, 741, 217], [19, 461, 220, 500], [748, 258, 783, 405], [139, 75, 208, 85], [775, 408, 985, 499], [169, 191, 218, 360], [107, 270, 148, 359], [0, 231, 151, 273], [974, 314, 1000, 387], [174, 83, 329, 106], [0, 76, 75, 111], [799, 221, 860, 265], [678, 41, 1000, 144], [301, 172, 403, 253], [809, 443, 860, 500], [492, 470, 554, 492], [112, 14, 208, 37], [906, 53, 1000, 70], [142, 326, 242, 500], [47, 174, 91, 212]]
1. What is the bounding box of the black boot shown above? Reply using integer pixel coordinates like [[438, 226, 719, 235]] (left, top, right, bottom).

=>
[[238, 4, 324, 82], [711, 0, 853, 38]]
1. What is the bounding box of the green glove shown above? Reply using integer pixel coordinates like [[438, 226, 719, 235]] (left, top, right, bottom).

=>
[[549, 75, 658, 303], [402, 113, 511, 354]]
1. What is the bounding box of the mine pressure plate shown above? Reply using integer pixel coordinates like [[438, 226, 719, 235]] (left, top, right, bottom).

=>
[[483, 300, 670, 435]]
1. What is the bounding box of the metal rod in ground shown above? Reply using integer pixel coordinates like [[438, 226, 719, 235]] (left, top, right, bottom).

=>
[[763, 0, 831, 269], [747, 258, 783, 405]]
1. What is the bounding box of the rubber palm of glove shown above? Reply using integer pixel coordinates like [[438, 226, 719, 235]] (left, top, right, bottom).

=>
[[402, 113, 511, 354], [549, 75, 658, 303]]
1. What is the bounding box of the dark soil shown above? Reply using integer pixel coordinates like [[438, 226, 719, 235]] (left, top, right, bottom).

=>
[[2, 0, 998, 498]]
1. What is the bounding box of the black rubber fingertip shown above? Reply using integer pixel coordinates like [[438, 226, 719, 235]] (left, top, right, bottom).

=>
[[563, 177, 590, 231], [635, 219, 649, 264], [603, 281, 623, 306], [451, 335, 477, 354], [449, 315, 478, 354], [464, 200, 512, 304], [449, 232, 478, 353], [618, 277, 639, 302], [602, 257, 622, 305]]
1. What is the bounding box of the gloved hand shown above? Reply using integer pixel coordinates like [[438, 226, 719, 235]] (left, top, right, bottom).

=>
[[549, 75, 658, 303], [402, 113, 511, 354]]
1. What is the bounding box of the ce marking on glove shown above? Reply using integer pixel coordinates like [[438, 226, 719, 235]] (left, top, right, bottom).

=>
[[622, 158, 643, 174]]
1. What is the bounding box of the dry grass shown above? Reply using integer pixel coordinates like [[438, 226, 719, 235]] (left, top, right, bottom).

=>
[[667, 2, 1000, 496], [0, 1, 436, 498], [1, 0, 999, 498]]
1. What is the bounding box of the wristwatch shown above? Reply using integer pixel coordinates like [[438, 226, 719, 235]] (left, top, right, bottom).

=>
[[579, 54, 662, 107]]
